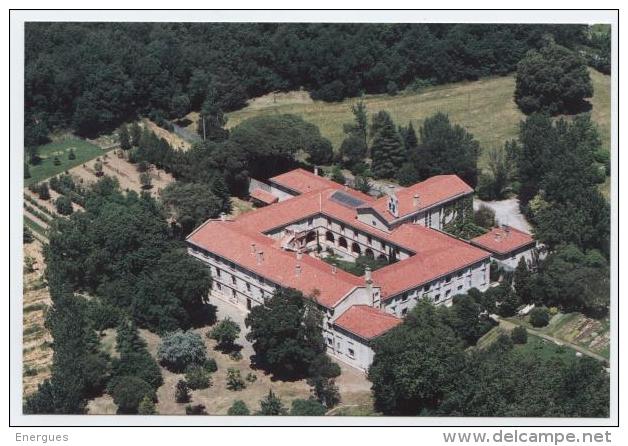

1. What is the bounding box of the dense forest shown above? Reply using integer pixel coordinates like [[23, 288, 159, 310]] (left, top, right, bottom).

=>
[[25, 23, 601, 139]]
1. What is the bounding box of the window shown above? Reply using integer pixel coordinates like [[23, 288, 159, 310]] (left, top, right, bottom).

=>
[[216, 269, 221, 277], [308, 218, 313, 227], [445, 275, 452, 283], [402, 308, 408, 316], [434, 294, 440, 302], [246, 283, 251, 292], [327, 338, 333, 346], [348, 348, 355, 358], [402, 292, 409, 302], [371, 220, 377, 227], [231, 289, 236, 298], [215, 283, 222, 291], [367, 235, 372, 245], [445, 290, 451, 298], [231, 276, 236, 285], [229, 262, 235, 270], [327, 218, 332, 227]]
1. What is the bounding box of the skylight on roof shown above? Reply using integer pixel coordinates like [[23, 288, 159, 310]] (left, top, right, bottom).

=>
[[330, 190, 365, 209]]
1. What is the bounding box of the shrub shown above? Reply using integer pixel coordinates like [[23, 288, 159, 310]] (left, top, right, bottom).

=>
[[136, 161, 149, 173], [53, 156, 61, 166], [290, 398, 327, 416], [139, 172, 153, 190], [23, 226, 34, 244], [185, 365, 212, 390], [111, 376, 155, 414], [510, 326, 528, 344], [228, 400, 250, 415], [229, 351, 243, 361], [138, 394, 157, 415], [185, 404, 207, 415], [68, 148, 76, 160], [157, 330, 207, 373], [226, 368, 246, 391], [24, 365, 38, 377], [245, 372, 257, 383], [257, 390, 287, 415], [202, 357, 218, 373], [55, 195, 74, 215], [529, 307, 550, 328], [474, 205, 496, 229], [37, 182, 50, 200], [93, 161, 104, 177], [489, 260, 501, 282], [175, 379, 191, 403]]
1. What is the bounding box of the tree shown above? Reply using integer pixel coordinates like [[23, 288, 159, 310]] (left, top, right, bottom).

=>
[[24, 226, 34, 244], [138, 394, 157, 415], [199, 92, 229, 141], [257, 390, 287, 415], [209, 174, 232, 215], [111, 376, 155, 414], [339, 134, 367, 170], [185, 404, 207, 415], [185, 365, 212, 390], [68, 148, 76, 160], [290, 398, 327, 416], [37, 182, 50, 200], [529, 307, 550, 327], [497, 290, 520, 317], [477, 146, 514, 200], [139, 172, 152, 190], [349, 100, 368, 152], [24, 162, 31, 179], [175, 379, 191, 403], [208, 318, 241, 352], [226, 368, 246, 391], [513, 257, 534, 304], [307, 138, 334, 165], [330, 165, 346, 185], [119, 125, 131, 150], [93, 161, 103, 177], [509, 326, 527, 345], [415, 113, 480, 187], [228, 400, 250, 415], [130, 122, 142, 147], [396, 162, 420, 186], [55, 195, 73, 215], [474, 205, 495, 229], [161, 182, 223, 236], [245, 288, 326, 379], [515, 44, 593, 115], [446, 294, 490, 347], [370, 111, 405, 179], [369, 300, 465, 415], [157, 330, 207, 373]]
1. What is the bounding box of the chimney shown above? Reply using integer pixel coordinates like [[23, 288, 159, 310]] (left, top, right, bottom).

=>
[[365, 266, 372, 284], [413, 193, 420, 208], [331, 265, 337, 275], [364, 266, 375, 307], [251, 243, 256, 255], [220, 212, 226, 221], [296, 250, 303, 261], [256, 250, 264, 265], [295, 264, 302, 277], [314, 166, 319, 176]]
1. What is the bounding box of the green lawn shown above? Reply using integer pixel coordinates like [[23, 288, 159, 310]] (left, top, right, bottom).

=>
[[26, 138, 103, 186], [24, 215, 47, 238], [227, 69, 611, 170], [513, 334, 577, 365]]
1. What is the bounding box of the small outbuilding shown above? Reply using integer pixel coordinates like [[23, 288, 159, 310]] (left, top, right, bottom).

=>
[[470, 225, 536, 270]]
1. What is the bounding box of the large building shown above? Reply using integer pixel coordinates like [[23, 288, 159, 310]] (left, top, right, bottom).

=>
[[187, 168, 508, 371]]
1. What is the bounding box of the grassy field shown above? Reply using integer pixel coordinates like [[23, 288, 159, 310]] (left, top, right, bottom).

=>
[[26, 138, 103, 186], [226, 69, 611, 169]]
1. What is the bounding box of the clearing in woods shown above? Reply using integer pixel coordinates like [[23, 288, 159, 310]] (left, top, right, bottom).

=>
[[217, 69, 610, 170]]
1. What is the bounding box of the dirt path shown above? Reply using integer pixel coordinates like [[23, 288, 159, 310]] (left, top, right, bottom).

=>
[[474, 198, 532, 233], [23, 209, 50, 231], [497, 317, 607, 362]]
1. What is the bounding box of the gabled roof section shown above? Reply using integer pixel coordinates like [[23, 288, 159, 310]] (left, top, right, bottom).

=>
[[269, 168, 343, 195], [250, 188, 279, 205], [360, 175, 473, 223], [470, 225, 535, 256], [334, 305, 401, 340]]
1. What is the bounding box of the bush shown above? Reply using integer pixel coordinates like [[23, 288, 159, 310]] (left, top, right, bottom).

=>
[[68, 148, 76, 160], [55, 195, 74, 215], [226, 368, 246, 391], [202, 357, 218, 373], [36, 182, 50, 200], [111, 376, 155, 414], [228, 400, 250, 415], [245, 372, 257, 383], [185, 365, 212, 390], [529, 307, 550, 328], [474, 205, 496, 229], [257, 389, 287, 415], [185, 404, 207, 415], [23, 226, 34, 244], [157, 330, 207, 373], [489, 260, 501, 282], [53, 156, 61, 166], [510, 326, 528, 344], [290, 398, 327, 416], [175, 379, 191, 403], [138, 394, 157, 414], [229, 351, 243, 361]]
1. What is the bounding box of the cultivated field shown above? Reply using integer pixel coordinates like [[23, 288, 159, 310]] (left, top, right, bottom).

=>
[[26, 138, 104, 186], [219, 69, 611, 169], [67, 151, 175, 198], [22, 240, 53, 396]]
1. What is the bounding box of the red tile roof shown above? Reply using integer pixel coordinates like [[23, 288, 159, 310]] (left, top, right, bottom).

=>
[[269, 168, 343, 195], [333, 305, 401, 340], [187, 219, 366, 309], [250, 188, 278, 205], [470, 225, 535, 256], [361, 175, 473, 223], [372, 224, 491, 300]]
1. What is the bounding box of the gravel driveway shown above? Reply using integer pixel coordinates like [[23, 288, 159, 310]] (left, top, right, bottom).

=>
[[474, 197, 532, 233]]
